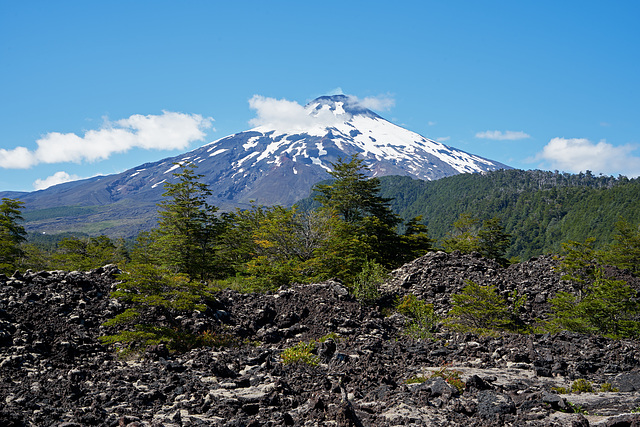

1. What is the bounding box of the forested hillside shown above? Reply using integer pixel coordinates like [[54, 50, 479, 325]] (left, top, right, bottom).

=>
[[366, 169, 639, 261]]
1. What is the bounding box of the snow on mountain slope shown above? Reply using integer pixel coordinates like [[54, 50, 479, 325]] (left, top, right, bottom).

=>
[[13, 95, 510, 236]]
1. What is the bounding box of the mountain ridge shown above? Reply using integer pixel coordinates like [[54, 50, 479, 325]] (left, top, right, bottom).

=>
[[2, 95, 510, 236]]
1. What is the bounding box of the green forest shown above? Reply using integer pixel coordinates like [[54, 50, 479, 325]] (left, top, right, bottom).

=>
[[2, 158, 640, 350]]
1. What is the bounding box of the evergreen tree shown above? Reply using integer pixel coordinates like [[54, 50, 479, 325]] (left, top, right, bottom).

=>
[[605, 219, 640, 276], [52, 235, 128, 271], [153, 163, 223, 281], [313, 155, 401, 228], [313, 155, 423, 270], [0, 198, 27, 275]]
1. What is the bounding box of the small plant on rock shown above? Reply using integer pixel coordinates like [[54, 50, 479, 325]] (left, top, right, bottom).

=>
[[599, 382, 619, 392], [352, 258, 386, 305], [395, 294, 439, 340], [280, 341, 320, 366], [570, 379, 594, 393], [405, 375, 427, 384], [429, 366, 465, 393], [318, 332, 342, 343]]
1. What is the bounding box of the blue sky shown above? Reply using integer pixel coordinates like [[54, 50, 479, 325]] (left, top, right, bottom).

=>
[[1, 1, 639, 191]]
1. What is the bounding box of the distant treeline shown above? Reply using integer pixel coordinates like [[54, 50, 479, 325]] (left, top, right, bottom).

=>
[[372, 169, 640, 261]]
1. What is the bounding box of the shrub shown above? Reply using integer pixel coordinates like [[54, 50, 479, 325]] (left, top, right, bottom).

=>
[[280, 341, 320, 366], [395, 294, 439, 339], [599, 383, 618, 392], [100, 263, 216, 353], [549, 268, 640, 338], [429, 366, 465, 393], [352, 259, 386, 304], [445, 281, 514, 334], [405, 376, 427, 384], [571, 379, 594, 393]]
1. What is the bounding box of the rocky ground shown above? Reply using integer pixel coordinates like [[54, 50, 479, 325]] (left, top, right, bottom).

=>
[[1, 252, 640, 426]]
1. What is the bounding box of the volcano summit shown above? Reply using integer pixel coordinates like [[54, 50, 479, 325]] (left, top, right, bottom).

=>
[[6, 95, 510, 236]]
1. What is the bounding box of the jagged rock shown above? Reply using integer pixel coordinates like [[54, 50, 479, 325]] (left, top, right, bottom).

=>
[[1, 253, 640, 426]]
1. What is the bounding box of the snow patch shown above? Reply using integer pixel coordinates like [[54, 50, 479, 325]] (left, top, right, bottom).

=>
[[209, 148, 228, 157]]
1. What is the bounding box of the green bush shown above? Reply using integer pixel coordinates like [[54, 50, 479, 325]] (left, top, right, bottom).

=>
[[445, 281, 515, 334], [280, 341, 320, 366], [549, 268, 640, 338], [100, 263, 216, 353], [599, 383, 618, 392], [396, 294, 439, 339], [352, 259, 386, 305], [571, 379, 594, 393]]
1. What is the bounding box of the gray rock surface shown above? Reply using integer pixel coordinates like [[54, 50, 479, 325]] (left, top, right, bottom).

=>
[[1, 252, 640, 426]]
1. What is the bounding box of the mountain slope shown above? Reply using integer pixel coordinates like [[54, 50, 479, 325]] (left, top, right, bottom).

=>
[[3, 95, 510, 237]]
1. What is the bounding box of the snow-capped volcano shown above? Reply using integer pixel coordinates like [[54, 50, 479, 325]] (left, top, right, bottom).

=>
[[185, 94, 509, 205], [8, 95, 510, 236]]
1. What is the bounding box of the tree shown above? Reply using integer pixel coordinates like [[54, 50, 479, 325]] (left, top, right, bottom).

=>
[[445, 281, 517, 334], [153, 163, 223, 281], [52, 235, 128, 271], [313, 155, 411, 270], [0, 198, 27, 275], [100, 264, 216, 352], [477, 217, 511, 266], [441, 213, 481, 254], [549, 268, 640, 338], [605, 219, 640, 276], [442, 214, 510, 264]]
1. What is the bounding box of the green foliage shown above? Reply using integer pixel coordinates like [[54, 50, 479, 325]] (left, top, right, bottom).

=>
[[570, 379, 594, 393], [396, 294, 439, 339], [551, 386, 568, 394], [313, 155, 425, 273], [318, 332, 342, 343], [605, 218, 640, 276], [280, 341, 320, 366], [152, 162, 223, 281], [599, 383, 618, 392], [367, 169, 640, 261], [557, 238, 600, 285], [100, 263, 215, 352], [548, 268, 640, 338], [442, 214, 511, 265], [566, 402, 589, 415], [445, 281, 516, 334], [429, 366, 465, 393], [442, 213, 481, 254], [352, 259, 386, 305], [0, 198, 27, 275], [405, 375, 428, 384], [51, 235, 128, 271]]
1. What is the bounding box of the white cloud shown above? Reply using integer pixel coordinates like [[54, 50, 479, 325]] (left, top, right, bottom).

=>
[[0, 146, 38, 168], [475, 130, 531, 141], [536, 137, 640, 177], [33, 171, 82, 190], [347, 94, 395, 112], [249, 95, 340, 132], [0, 111, 213, 169], [248, 93, 396, 134], [436, 136, 451, 142]]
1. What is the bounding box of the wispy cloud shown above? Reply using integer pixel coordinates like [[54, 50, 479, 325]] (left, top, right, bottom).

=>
[[33, 171, 83, 190], [0, 111, 213, 169], [249, 95, 345, 131], [347, 94, 395, 112], [248, 93, 396, 132], [436, 136, 450, 142], [536, 137, 640, 177], [475, 130, 531, 141]]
